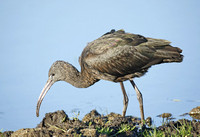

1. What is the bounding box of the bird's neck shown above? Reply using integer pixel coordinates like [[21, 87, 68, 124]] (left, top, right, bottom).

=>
[[61, 62, 98, 88]]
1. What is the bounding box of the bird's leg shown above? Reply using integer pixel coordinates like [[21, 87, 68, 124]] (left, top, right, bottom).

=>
[[120, 82, 129, 117], [129, 79, 145, 123]]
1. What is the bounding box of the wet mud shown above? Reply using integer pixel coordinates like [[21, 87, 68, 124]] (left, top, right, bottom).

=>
[[1, 110, 200, 137]]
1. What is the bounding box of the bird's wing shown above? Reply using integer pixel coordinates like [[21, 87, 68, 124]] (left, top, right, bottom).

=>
[[80, 31, 161, 81]]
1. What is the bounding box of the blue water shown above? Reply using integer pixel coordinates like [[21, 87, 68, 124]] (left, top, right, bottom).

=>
[[0, 65, 199, 131]]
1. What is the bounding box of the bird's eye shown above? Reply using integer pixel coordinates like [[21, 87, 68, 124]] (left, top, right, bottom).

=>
[[52, 74, 55, 76]]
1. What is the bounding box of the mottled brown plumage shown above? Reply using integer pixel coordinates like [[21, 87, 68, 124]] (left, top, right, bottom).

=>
[[36, 29, 183, 122]]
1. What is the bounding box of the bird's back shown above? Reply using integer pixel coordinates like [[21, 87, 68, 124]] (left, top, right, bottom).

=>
[[80, 29, 183, 82]]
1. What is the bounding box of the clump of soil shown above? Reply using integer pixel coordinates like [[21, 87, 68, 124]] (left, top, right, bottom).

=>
[[1, 110, 200, 137], [189, 106, 200, 120]]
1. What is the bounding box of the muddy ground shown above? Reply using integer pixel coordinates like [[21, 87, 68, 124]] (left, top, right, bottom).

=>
[[1, 110, 200, 137]]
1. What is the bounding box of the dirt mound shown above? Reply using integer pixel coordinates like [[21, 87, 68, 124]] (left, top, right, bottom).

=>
[[1, 110, 200, 136]]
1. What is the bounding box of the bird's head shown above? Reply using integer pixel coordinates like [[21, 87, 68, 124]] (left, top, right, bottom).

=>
[[36, 61, 69, 117], [48, 61, 67, 82]]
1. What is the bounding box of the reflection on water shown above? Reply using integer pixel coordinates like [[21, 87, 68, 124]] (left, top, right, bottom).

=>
[[0, 112, 3, 119], [186, 100, 200, 103]]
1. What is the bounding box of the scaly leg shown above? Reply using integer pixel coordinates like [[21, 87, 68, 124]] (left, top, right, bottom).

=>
[[129, 79, 145, 122], [120, 82, 129, 117]]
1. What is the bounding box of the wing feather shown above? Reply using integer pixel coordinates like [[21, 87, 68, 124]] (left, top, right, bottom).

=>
[[83, 44, 154, 78], [79, 30, 182, 82]]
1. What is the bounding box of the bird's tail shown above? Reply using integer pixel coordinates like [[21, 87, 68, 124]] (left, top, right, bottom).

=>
[[144, 38, 183, 63], [154, 45, 183, 63]]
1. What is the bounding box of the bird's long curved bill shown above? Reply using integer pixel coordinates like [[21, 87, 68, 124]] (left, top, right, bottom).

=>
[[36, 78, 54, 117]]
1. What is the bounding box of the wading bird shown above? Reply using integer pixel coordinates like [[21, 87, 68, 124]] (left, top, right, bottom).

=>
[[36, 29, 183, 122]]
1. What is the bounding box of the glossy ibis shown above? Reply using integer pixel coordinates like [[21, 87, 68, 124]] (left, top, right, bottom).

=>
[[36, 29, 183, 122]]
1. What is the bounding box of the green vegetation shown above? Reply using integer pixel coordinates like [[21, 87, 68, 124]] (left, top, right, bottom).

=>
[[96, 127, 113, 135], [94, 119, 196, 136], [70, 111, 80, 121], [73, 133, 82, 137], [113, 124, 136, 136], [0, 129, 4, 137], [141, 119, 194, 137], [171, 120, 193, 136]]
